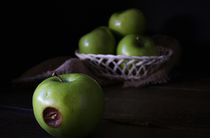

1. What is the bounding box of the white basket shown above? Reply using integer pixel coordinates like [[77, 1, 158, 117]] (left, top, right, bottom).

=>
[[75, 48, 173, 87]]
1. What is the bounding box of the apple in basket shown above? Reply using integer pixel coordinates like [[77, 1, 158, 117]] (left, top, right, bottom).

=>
[[79, 26, 116, 54], [109, 8, 146, 37], [32, 73, 104, 138], [117, 34, 159, 56]]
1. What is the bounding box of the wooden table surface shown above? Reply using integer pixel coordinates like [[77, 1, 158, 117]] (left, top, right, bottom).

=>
[[1, 74, 210, 138]]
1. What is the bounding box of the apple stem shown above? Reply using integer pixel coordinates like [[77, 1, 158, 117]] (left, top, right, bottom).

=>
[[136, 35, 144, 47], [52, 72, 63, 82], [136, 35, 140, 41]]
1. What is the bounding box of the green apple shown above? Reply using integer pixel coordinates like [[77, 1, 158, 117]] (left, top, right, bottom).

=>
[[117, 34, 159, 56], [109, 8, 146, 37], [79, 26, 115, 54], [32, 73, 104, 138]]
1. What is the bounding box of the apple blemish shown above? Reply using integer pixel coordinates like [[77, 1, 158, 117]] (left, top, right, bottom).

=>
[[43, 107, 62, 128]]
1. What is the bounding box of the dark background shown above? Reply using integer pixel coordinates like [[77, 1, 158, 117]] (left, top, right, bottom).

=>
[[2, 0, 210, 86]]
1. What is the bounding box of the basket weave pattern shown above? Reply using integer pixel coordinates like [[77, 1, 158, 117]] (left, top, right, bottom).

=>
[[75, 48, 173, 85]]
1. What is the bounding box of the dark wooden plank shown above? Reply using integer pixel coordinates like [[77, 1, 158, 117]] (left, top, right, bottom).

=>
[[94, 121, 210, 138], [104, 81, 210, 128], [0, 108, 51, 138], [0, 107, 210, 138]]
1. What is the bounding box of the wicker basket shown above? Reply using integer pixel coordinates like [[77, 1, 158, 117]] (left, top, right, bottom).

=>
[[75, 47, 173, 87]]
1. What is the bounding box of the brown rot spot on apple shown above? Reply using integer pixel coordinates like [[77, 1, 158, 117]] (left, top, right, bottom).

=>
[[43, 107, 62, 128]]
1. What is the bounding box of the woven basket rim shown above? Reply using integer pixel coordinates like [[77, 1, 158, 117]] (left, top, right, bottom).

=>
[[75, 49, 171, 60]]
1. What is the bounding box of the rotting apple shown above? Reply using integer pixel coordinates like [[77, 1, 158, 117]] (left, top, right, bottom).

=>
[[32, 73, 104, 138]]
